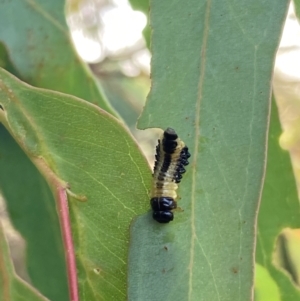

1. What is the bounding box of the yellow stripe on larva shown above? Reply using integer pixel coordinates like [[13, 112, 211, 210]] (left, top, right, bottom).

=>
[[151, 135, 186, 200]]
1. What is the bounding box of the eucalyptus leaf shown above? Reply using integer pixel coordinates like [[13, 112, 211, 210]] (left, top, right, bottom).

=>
[[255, 263, 281, 301], [132, 1, 290, 300], [294, 0, 300, 21], [0, 0, 114, 114], [0, 40, 68, 301], [0, 223, 50, 301], [256, 99, 300, 301], [0, 67, 150, 300], [0, 124, 69, 301]]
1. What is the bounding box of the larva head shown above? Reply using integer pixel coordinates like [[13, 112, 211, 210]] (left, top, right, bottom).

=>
[[163, 128, 178, 153], [152, 211, 174, 223], [164, 128, 178, 140]]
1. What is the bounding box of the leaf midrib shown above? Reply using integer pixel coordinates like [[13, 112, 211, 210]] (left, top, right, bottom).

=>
[[188, 1, 221, 300]]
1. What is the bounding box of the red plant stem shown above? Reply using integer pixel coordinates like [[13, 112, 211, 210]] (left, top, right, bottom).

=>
[[56, 187, 78, 301]]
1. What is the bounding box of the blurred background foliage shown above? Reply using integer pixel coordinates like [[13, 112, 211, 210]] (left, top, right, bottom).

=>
[[1, 0, 300, 300]]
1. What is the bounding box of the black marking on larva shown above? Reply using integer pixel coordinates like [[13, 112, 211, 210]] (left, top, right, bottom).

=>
[[163, 128, 178, 140], [172, 146, 191, 183], [181, 159, 189, 166], [153, 211, 174, 223], [155, 182, 164, 189], [174, 174, 182, 184], [161, 153, 171, 174], [153, 140, 161, 174], [151, 197, 177, 211], [151, 128, 191, 223], [157, 175, 165, 182], [162, 128, 178, 154], [178, 166, 186, 174]]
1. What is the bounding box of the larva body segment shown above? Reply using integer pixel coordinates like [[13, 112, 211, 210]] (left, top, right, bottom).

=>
[[150, 128, 190, 223]]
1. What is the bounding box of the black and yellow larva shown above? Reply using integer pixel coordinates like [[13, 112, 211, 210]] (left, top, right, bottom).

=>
[[150, 128, 190, 223]]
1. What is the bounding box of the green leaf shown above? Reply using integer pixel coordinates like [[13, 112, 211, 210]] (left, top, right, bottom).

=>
[[273, 229, 300, 286], [0, 42, 21, 78], [0, 67, 150, 300], [256, 99, 300, 301], [294, 0, 300, 21], [0, 1, 119, 297], [0, 124, 69, 301], [255, 264, 281, 301], [0, 0, 115, 115], [133, 1, 289, 300], [0, 223, 50, 301], [0, 43, 69, 300], [100, 74, 150, 128]]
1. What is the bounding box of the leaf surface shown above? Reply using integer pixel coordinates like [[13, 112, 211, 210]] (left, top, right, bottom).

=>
[[132, 1, 290, 301], [0, 0, 114, 114], [256, 100, 300, 301], [255, 263, 281, 301], [0, 68, 151, 300], [0, 223, 50, 301], [0, 124, 69, 301], [294, 0, 300, 21], [0, 42, 69, 300]]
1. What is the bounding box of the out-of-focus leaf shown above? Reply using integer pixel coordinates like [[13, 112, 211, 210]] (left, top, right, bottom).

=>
[[99, 72, 149, 128], [0, 42, 21, 78], [294, 0, 300, 21], [255, 264, 281, 301], [0, 40, 68, 300], [0, 0, 115, 115], [256, 100, 300, 301], [0, 124, 69, 301], [0, 67, 150, 301], [0, 223, 50, 301], [273, 228, 300, 287], [132, 1, 289, 300]]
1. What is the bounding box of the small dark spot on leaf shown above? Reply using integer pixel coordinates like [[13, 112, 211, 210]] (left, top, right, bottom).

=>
[[232, 267, 238, 274], [164, 246, 168, 251]]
